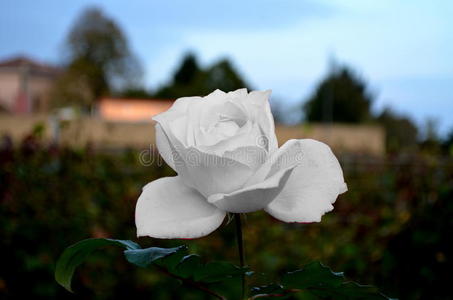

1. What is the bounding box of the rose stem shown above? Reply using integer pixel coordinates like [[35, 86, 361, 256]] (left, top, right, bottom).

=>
[[234, 213, 246, 299]]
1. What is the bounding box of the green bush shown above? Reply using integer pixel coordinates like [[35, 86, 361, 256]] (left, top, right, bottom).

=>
[[0, 135, 451, 299]]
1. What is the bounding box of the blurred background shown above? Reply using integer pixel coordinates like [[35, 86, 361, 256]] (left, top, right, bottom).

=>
[[0, 1, 452, 299]]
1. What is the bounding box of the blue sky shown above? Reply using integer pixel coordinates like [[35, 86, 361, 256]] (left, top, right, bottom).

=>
[[1, 0, 452, 134]]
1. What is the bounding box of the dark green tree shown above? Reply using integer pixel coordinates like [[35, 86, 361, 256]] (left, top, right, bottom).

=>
[[118, 88, 153, 99], [173, 53, 201, 86], [52, 7, 142, 109], [304, 66, 373, 123], [376, 107, 418, 153], [154, 53, 203, 98], [442, 128, 453, 155], [154, 53, 250, 98], [419, 118, 442, 154], [202, 59, 250, 93]]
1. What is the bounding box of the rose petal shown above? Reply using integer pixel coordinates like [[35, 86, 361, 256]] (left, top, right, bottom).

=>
[[155, 119, 255, 197], [244, 139, 304, 187], [205, 89, 227, 101], [136, 176, 226, 239], [155, 123, 176, 170], [223, 146, 267, 171], [221, 100, 248, 126], [179, 146, 254, 197], [153, 89, 279, 198], [265, 139, 347, 223], [208, 166, 295, 213], [247, 90, 278, 153], [198, 122, 263, 156], [206, 139, 305, 213], [153, 96, 202, 124], [227, 88, 248, 99], [153, 96, 202, 147]]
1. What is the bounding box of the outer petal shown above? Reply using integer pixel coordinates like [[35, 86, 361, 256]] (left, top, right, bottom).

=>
[[153, 96, 202, 122], [265, 139, 347, 223], [155, 123, 176, 170], [179, 146, 254, 197], [207, 166, 295, 213], [136, 176, 226, 239], [244, 139, 304, 187], [207, 139, 304, 213], [153, 96, 203, 147], [154, 123, 255, 197]]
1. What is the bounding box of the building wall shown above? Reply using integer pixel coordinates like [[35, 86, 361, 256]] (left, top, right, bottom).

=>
[[0, 71, 20, 110], [0, 68, 56, 113], [278, 124, 385, 155], [28, 74, 55, 112], [0, 114, 385, 155], [97, 98, 174, 122]]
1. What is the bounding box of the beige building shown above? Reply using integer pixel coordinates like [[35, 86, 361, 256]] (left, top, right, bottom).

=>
[[0, 56, 60, 113]]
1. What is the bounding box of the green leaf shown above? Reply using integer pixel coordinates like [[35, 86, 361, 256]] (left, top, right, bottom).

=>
[[282, 261, 344, 289], [250, 284, 290, 299], [326, 282, 394, 300], [253, 261, 395, 300], [56, 239, 246, 296], [124, 245, 187, 268], [194, 261, 247, 283], [56, 239, 247, 299], [175, 254, 203, 278], [55, 238, 140, 292], [154, 245, 189, 271], [173, 254, 248, 283], [123, 244, 247, 299]]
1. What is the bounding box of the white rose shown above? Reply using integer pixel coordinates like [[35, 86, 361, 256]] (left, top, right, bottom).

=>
[[136, 89, 347, 239]]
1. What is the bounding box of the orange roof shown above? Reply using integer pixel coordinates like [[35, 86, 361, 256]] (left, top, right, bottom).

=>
[[98, 98, 174, 122]]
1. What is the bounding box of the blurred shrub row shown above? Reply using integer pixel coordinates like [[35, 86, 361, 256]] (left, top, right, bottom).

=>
[[0, 134, 451, 299]]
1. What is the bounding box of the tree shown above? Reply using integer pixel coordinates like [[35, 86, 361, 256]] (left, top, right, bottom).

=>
[[154, 53, 251, 98], [419, 118, 442, 154], [154, 53, 204, 98], [51, 7, 142, 109], [304, 66, 373, 123], [202, 59, 250, 93], [118, 88, 153, 99], [376, 107, 418, 153], [442, 128, 453, 155], [173, 53, 201, 86]]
